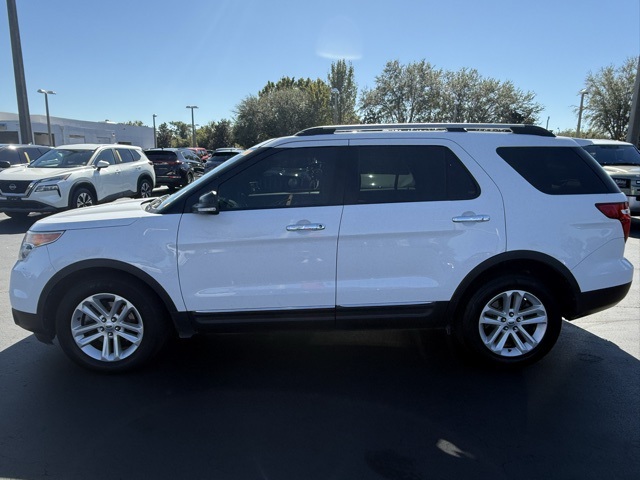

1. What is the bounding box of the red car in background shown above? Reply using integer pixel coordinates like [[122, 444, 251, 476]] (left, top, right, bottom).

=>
[[188, 147, 210, 162]]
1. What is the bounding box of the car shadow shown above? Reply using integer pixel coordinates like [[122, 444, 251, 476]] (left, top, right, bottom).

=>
[[0, 214, 43, 234], [0, 324, 638, 480]]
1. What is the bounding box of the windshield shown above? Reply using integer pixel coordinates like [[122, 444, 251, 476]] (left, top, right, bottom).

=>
[[28, 149, 95, 168], [583, 144, 640, 166]]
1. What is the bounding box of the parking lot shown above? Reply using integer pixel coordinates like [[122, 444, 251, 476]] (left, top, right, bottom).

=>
[[0, 213, 638, 480]]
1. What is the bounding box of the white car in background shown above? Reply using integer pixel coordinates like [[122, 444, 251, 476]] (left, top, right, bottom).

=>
[[573, 138, 640, 215], [0, 144, 155, 219]]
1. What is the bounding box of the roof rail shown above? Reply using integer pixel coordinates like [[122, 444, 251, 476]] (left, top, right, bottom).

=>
[[295, 123, 555, 137]]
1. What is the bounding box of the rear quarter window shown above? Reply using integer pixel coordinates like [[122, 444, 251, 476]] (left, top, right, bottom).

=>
[[496, 146, 619, 195]]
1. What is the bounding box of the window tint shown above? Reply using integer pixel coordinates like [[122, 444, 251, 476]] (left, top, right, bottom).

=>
[[218, 147, 341, 210], [130, 149, 142, 161], [355, 145, 479, 204], [24, 147, 44, 163], [497, 147, 619, 195], [95, 148, 117, 165], [116, 148, 134, 163], [0, 149, 19, 165], [145, 150, 177, 162]]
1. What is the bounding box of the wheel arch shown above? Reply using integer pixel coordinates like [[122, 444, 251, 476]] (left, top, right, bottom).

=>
[[69, 181, 97, 206], [137, 173, 155, 188], [446, 251, 580, 328], [39, 259, 193, 340]]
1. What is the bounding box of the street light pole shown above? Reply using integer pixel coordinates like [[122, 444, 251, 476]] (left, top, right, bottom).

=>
[[576, 88, 589, 138], [152, 114, 157, 148], [7, 0, 33, 144], [37, 89, 56, 146], [186, 105, 198, 147]]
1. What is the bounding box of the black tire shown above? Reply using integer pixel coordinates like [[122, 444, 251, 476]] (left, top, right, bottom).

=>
[[70, 187, 96, 209], [137, 177, 153, 198], [185, 172, 194, 186], [456, 275, 562, 368], [55, 274, 170, 372]]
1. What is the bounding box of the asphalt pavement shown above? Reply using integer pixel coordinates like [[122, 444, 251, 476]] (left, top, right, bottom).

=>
[[0, 213, 638, 480]]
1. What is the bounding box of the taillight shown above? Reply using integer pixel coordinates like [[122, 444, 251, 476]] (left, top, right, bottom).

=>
[[596, 202, 631, 242]]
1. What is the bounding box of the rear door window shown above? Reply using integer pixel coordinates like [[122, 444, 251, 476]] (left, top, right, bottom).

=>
[[349, 145, 480, 204]]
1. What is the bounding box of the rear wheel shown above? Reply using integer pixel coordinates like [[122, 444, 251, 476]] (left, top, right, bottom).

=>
[[55, 275, 170, 372], [457, 276, 562, 367], [137, 177, 153, 198]]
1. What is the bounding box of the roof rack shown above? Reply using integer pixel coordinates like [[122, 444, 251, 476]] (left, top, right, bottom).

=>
[[295, 123, 555, 137]]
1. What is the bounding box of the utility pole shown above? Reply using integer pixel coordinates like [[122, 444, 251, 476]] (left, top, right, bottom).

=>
[[626, 58, 640, 147], [6, 0, 33, 144]]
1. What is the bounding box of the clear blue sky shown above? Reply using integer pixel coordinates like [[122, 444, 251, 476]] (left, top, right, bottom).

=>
[[1, 0, 638, 134]]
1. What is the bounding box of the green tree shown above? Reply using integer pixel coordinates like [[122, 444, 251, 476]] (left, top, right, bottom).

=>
[[328, 60, 359, 124], [582, 56, 638, 140], [123, 120, 145, 126], [359, 60, 542, 125], [212, 119, 235, 148], [156, 122, 172, 148], [234, 76, 333, 146], [169, 121, 191, 147], [359, 60, 443, 123]]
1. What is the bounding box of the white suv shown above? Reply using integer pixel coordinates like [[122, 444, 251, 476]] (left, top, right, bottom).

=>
[[0, 144, 155, 218], [10, 124, 633, 372]]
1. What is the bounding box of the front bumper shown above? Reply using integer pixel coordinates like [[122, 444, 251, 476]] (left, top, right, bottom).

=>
[[12, 308, 54, 343]]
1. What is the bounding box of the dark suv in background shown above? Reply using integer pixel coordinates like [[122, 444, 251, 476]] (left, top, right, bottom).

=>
[[0, 144, 52, 171], [204, 148, 244, 173], [145, 148, 203, 190]]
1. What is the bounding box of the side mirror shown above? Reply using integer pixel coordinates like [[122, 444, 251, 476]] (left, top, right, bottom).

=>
[[95, 160, 110, 170], [0, 161, 11, 169], [193, 190, 219, 214]]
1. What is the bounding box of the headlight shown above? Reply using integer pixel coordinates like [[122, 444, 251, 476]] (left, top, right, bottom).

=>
[[20, 230, 64, 260], [34, 184, 61, 194]]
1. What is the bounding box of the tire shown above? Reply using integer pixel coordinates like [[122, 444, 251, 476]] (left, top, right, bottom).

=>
[[137, 177, 153, 198], [55, 274, 170, 372], [185, 172, 194, 187], [457, 275, 562, 368], [70, 187, 96, 209]]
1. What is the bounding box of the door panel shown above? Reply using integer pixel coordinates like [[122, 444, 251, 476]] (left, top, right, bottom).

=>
[[178, 206, 343, 312], [337, 140, 506, 307]]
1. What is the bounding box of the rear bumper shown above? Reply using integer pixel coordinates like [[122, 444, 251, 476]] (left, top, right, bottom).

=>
[[566, 281, 632, 320]]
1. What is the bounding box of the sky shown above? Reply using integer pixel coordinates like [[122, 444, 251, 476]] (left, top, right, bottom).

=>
[[0, 0, 638, 134]]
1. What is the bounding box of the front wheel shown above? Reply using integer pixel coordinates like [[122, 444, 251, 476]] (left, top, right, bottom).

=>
[[55, 275, 170, 372], [70, 187, 96, 209], [457, 276, 562, 367]]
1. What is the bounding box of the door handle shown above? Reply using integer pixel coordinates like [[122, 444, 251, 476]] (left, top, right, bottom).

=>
[[452, 214, 490, 223], [286, 223, 326, 232]]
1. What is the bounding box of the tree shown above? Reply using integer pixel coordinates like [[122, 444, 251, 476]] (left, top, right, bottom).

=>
[[234, 76, 333, 146], [123, 120, 145, 126], [359, 60, 542, 125], [156, 122, 172, 148], [582, 56, 638, 140], [359, 60, 443, 123], [328, 60, 359, 124], [169, 121, 191, 147]]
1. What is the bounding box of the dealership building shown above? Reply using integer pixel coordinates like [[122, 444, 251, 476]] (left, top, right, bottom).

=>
[[0, 112, 154, 148]]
